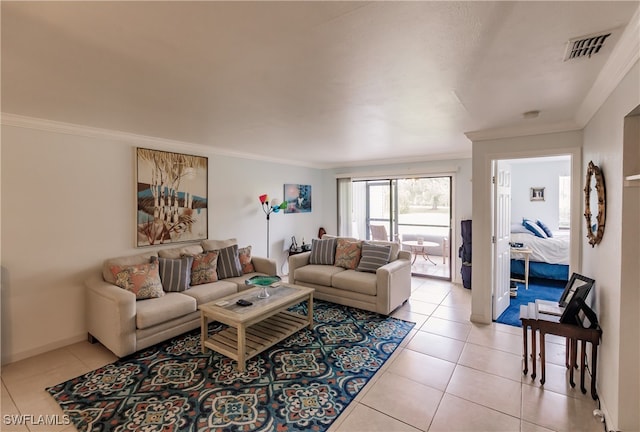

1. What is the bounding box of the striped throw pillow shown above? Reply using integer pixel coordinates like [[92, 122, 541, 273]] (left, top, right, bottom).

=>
[[158, 256, 193, 292], [216, 244, 243, 279], [357, 243, 392, 273], [309, 237, 337, 265]]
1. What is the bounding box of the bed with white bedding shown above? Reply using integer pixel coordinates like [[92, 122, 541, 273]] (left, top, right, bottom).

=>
[[510, 231, 570, 281]]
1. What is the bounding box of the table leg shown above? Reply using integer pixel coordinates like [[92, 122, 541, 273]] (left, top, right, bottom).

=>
[[565, 338, 570, 368], [524, 253, 530, 290], [569, 338, 577, 388], [531, 327, 537, 380], [540, 331, 546, 385], [591, 344, 599, 400], [237, 324, 246, 372], [200, 312, 208, 354], [307, 294, 314, 329], [580, 339, 587, 394], [522, 323, 529, 375]]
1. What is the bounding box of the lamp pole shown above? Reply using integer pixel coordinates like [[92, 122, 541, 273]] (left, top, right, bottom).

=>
[[259, 195, 287, 259]]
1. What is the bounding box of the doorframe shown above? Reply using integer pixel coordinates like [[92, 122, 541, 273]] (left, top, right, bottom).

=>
[[470, 143, 582, 324]]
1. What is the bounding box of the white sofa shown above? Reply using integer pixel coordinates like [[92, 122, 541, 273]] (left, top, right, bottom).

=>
[[86, 239, 276, 357], [288, 236, 411, 315]]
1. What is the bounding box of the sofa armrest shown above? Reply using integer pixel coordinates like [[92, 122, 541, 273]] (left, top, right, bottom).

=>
[[85, 274, 137, 357], [376, 257, 412, 314], [252, 256, 277, 276], [288, 251, 311, 283]]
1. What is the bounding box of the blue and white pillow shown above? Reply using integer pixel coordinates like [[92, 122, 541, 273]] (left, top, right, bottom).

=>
[[523, 219, 548, 238], [536, 220, 553, 238]]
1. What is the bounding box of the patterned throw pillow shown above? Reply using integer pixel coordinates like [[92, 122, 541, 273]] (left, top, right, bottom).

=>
[[357, 243, 392, 273], [238, 246, 255, 274], [216, 245, 243, 279], [110, 259, 165, 300], [189, 251, 219, 286], [158, 256, 193, 292], [309, 237, 337, 265], [334, 239, 362, 269]]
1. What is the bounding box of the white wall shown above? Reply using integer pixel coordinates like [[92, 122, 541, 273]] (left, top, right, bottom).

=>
[[581, 60, 639, 431], [0, 124, 327, 364], [326, 158, 473, 285], [510, 159, 570, 230]]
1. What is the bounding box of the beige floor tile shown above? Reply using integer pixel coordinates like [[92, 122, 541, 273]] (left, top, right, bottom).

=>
[[360, 371, 443, 429], [387, 349, 455, 391], [458, 343, 524, 382], [446, 365, 521, 417], [406, 331, 465, 363], [541, 338, 569, 367], [522, 360, 595, 402], [397, 298, 439, 316], [334, 403, 422, 432], [421, 316, 472, 341], [429, 393, 521, 432], [467, 324, 523, 355], [410, 285, 450, 305], [521, 420, 556, 432], [431, 304, 471, 324], [1, 348, 80, 386], [390, 309, 428, 329], [521, 384, 601, 432], [66, 341, 118, 370], [440, 289, 472, 309], [1, 380, 29, 432], [493, 322, 524, 336]]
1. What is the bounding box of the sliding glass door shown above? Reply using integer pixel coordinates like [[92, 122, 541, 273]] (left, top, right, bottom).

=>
[[345, 176, 452, 280]]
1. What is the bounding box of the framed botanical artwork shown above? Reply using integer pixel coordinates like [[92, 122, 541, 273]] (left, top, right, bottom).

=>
[[136, 148, 208, 247], [530, 187, 545, 201], [284, 184, 312, 213]]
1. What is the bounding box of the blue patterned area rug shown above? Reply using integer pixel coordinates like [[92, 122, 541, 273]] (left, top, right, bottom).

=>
[[47, 300, 414, 431]]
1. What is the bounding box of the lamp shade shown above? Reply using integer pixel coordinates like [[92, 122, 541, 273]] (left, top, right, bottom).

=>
[[259, 194, 268, 204]]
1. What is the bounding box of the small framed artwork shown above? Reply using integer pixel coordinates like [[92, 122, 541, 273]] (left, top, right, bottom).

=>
[[284, 184, 312, 213], [530, 187, 545, 201], [136, 148, 208, 247]]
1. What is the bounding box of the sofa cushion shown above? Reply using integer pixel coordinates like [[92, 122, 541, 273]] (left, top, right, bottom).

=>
[[309, 237, 337, 265], [332, 270, 378, 296], [357, 243, 392, 273], [294, 264, 345, 286], [179, 280, 238, 305], [216, 244, 243, 279], [158, 256, 193, 292], [109, 259, 165, 300], [201, 238, 237, 251], [189, 251, 219, 285], [136, 292, 197, 329], [102, 251, 158, 284], [158, 244, 204, 259], [367, 240, 400, 261], [238, 246, 255, 274], [334, 239, 362, 269]]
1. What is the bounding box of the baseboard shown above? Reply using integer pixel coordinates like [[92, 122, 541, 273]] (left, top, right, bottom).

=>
[[1, 333, 87, 366]]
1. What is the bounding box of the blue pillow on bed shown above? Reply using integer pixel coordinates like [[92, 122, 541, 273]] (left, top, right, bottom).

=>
[[536, 220, 553, 238], [523, 219, 548, 238]]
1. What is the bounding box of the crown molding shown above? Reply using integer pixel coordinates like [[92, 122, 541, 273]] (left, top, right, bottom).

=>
[[464, 120, 582, 142], [575, 6, 640, 126], [327, 150, 472, 169], [0, 113, 327, 169]]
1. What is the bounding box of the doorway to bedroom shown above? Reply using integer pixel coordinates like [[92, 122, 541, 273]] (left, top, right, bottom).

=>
[[493, 155, 573, 326]]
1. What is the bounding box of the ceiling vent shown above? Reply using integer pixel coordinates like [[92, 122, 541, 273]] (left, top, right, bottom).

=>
[[564, 31, 612, 61]]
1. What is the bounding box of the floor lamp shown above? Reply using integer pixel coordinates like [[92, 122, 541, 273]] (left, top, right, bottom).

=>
[[259, 194, 287, 258]]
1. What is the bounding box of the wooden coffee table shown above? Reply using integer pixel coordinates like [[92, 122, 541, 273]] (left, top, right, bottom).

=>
[[199, 283, 314, 371]]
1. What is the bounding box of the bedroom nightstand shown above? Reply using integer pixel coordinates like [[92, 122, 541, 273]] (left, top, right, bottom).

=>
[[510, 248, 532, 290]]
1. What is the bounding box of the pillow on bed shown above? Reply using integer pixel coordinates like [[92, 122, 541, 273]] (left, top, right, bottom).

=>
[[536, 220, 553, 238], [523, 219, 548, 238], [511, 223, 531, 234]]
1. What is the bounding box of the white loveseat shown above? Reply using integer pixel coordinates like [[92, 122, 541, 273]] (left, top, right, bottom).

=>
[[86, 239, 276, 357], [288, 236, 411, 315]]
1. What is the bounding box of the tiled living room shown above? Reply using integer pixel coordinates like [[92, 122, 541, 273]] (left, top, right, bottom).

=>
[[2, 277, 603, 432]]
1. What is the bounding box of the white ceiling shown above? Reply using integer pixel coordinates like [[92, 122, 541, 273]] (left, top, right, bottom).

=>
[[2, 1, 638, 168]]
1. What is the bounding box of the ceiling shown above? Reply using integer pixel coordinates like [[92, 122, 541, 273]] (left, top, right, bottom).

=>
[[2, 1, 638, 168]]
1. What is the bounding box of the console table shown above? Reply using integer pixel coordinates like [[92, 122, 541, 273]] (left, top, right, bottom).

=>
[[520, 304, 602, 400]]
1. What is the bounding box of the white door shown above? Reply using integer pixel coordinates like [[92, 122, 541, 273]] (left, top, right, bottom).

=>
[[492, 161, 511, 319]]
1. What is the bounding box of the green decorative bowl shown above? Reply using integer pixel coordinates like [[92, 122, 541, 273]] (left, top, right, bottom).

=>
[[245, 275, 282, 287]]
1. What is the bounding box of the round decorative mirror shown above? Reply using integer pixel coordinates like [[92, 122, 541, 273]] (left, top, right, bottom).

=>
[[583, 161, 606, 247]]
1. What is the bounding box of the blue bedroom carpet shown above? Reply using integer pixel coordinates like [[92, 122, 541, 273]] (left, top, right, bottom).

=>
[[46, 300, 414, 432], [496, 278, 566, 327]]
